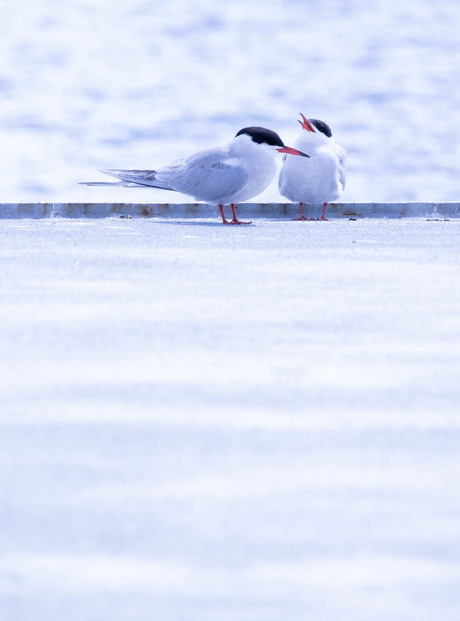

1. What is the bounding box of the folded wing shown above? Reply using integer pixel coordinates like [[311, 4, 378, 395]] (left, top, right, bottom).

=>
[[99, 147, 249, 203]]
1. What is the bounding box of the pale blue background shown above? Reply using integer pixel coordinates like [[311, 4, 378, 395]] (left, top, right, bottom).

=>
[[1, 0, 459, 202]]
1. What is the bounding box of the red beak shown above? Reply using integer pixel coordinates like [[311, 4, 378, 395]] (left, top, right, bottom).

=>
[[277, 146, 310, 157], [298, 113, 315, 132]]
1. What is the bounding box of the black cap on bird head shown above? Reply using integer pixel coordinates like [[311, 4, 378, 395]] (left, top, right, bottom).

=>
[[299, 114, 332, 137], [235, 126, 310, 157], [235, 126, 285, 147]]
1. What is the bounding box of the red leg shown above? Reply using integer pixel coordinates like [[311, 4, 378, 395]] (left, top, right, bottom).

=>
[[317, 202, 329, 221], [293, 202, 312, 221], [218, 204, 230, 224], [292, 202, 329, 221], [229, 203, 252, 225]]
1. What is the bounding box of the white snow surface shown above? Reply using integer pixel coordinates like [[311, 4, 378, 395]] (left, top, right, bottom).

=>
[[1, 0, 460, 204], [1, 217, 460, 620]]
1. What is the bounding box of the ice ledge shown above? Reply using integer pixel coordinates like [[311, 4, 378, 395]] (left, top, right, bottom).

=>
[[0, 202, 459, 219]]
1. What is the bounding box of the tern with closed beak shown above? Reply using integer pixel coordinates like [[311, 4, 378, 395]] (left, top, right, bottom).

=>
[[83, 126, 309, 224]]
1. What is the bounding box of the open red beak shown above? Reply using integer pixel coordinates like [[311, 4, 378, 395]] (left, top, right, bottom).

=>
[[298, 113, 315, 132], [277, 146, 310, 157]]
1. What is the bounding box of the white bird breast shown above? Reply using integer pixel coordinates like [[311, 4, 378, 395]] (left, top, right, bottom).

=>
[[279, 142, 346, 204]]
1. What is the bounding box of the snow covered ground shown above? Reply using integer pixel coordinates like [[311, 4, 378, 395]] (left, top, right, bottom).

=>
[[2, 0, 460, 616], [1, 217, 460, 620]]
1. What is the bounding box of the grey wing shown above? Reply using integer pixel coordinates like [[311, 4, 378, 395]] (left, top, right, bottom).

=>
[[157, 147, 249, 202], [98, 146, 249, 201], [278, 154, 288, 190], [98, 168, 175, 190], [336, 145, 346, 191]]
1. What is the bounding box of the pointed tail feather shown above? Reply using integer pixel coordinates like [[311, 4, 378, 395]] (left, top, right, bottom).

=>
[[79, 181, 145, 187], [98, 168, 175, 191]]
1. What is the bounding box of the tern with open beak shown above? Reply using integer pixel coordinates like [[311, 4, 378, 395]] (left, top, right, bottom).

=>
[[278, 114, 346, 221]]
